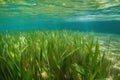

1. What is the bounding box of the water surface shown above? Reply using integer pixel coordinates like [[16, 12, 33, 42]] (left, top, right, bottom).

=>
[[0, 0, 120, 33]]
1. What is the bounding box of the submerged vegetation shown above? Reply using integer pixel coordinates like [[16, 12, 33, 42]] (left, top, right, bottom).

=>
[[0, 31, 119, 80]]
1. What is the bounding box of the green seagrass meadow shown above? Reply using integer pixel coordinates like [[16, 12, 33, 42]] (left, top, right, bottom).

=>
[[0, 31, 119, 80]]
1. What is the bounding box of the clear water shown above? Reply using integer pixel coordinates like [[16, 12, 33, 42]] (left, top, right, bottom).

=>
[[0, 0, 120, 33]]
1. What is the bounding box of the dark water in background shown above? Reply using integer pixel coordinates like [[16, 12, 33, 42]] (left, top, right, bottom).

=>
[[0, 19, 120, 34], [0, 0, 120, 34], [0, 16, 120, 34]]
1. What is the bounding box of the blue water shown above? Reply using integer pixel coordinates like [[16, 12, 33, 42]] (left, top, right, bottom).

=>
[[0, 0, 120, 34], [0, 16, 120, 34]]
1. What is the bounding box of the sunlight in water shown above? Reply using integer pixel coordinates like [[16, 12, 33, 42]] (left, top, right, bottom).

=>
[[0, 0, 120, 21]]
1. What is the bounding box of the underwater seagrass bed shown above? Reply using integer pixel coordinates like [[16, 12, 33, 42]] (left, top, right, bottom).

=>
[[0, 30, 120, 80], [0, 0, 120, 80]]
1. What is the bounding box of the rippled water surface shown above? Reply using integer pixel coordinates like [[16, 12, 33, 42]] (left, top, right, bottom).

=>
[[0, 0, 120, 32], [0, 0, 120, 21]]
